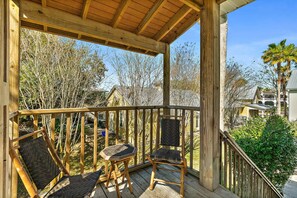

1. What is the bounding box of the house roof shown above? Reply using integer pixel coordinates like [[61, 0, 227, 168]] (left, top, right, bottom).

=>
[[246, 103, 273, 111], [287, 70, 297, 91], [238, 86, 259, 101], [20, 0, 254, 56], [108, 85, 200, 107]]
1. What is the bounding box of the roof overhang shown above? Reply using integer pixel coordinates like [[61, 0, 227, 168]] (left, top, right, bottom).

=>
[[20, 0, 254, 55]]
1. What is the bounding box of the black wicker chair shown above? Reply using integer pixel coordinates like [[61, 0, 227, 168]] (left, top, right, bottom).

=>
[[9, 127, 103, 198], [147, 116, 187, 197]]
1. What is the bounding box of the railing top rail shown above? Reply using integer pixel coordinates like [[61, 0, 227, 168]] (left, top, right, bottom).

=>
[[18, 105, 200, 115], [220, 130, 283, 197]]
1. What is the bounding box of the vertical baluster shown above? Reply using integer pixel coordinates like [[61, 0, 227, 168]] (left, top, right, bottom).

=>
[[142, 109, 145, 164], [150, 109, 153, 154], [190, 110, 194, 169], [228, 144, 232, 191], [49, 114, 57, 187], [134, 109, 138, 165], [125, 110, 129, 144], [233, 151, 236, 193], [65, 113, 71, 172], [241, 160, 244, 198], [33, 114, 38, 138], [116, 110, 119, 144], [219, 134, 224, 185], [237, 155, 241, 196], [80, 112, 85, 174], [93, 112, 98, 171], [105, 111, 109, 174], [182, 109, 186, 166], [50, 114, 56, 147], [224, 140, 227, 187], [156, 108, 160, 150]]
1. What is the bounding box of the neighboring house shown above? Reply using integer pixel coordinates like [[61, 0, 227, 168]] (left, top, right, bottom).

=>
[[107, 85, 200, 132], [287, 70, 297, 121], [237, 86, 272, 119]]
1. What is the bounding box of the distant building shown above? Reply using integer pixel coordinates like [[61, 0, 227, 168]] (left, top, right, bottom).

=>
[[237, 86, 272, 119], [287, 70, 297, 121]]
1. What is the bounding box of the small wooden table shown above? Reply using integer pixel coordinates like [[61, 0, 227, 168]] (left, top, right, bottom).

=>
[[100, 144, 137, 198]]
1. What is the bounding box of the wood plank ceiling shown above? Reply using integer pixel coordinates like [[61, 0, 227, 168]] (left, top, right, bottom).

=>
[[20, 0, 251, 55]]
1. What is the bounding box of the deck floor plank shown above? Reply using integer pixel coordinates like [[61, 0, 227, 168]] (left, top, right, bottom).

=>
[[93, 165, 229, 198]]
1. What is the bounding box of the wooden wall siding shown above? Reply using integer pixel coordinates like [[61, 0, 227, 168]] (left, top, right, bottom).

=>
[[19, 0, 203, 55]]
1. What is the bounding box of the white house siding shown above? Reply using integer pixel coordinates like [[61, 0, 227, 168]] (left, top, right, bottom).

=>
[[289, 91, 297, 121]]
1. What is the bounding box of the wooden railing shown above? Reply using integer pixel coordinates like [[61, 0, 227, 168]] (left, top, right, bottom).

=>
[[10, 105, 283, 197], [10, 105, 200, 195], [220, 130, 283, 198]]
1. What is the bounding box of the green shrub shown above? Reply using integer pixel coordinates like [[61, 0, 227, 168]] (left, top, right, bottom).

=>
[[231, 117, 266, 159], [231, 115, 297, 189]]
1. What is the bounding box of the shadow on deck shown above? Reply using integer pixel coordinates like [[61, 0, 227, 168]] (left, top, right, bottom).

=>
[[91, 165, 236, 198]]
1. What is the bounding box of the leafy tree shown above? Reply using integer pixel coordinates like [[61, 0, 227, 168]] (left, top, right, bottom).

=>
[[171, 42, 200, 93], [224, 60, 258, 129], [232, 116, 297, 189], [20, 29, 107, 149]]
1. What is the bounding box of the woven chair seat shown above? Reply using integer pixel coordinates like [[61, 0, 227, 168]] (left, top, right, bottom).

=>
[[45, 170, 101, 198], [150, 148, 181, 164], [100, 144, 137, 161]]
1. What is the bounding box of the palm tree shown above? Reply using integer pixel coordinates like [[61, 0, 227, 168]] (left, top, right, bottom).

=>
[[262, 40, 297, 116], [262, 40, 286, 115], [281, 43, 297, 116]]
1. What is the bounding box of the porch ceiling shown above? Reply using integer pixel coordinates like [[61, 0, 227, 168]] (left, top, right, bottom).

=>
[[20, 0, 253, 55]]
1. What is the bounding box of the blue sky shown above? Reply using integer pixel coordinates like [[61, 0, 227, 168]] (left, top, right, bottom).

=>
[[98, 0, 297, 89]]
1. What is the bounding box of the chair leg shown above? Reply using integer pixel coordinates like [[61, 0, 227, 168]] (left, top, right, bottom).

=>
[[112, 163, 121, 198], [105, 163, 114, 188], [180, 166, 185, 198], [150, 163, 157, 190]]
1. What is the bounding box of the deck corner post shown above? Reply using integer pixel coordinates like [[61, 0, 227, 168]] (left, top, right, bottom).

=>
[[199, 0, 220, 191], [163, 43, 170, 115]]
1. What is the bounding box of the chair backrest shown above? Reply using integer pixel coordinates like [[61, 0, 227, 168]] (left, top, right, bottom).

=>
[[160, 118, 180, 147], [18, 136, 60, 190]]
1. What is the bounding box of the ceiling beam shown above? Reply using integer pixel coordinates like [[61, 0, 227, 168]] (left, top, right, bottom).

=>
[[136, 0, 166, 35], [179, 0, 202, 12], [111, 0, 131, 28], [217, 0, 227, 4], [82, 0, 92, 19], [41, 0, 46, 7], [20, 1, 166, 54], [154, 5, 191, 41], [167, 13, 200, 43]]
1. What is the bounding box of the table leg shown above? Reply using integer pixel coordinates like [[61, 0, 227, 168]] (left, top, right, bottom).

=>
[[105, 163, 113, 188], [112, 163, 121, 198], [124, 159, 133, 193]]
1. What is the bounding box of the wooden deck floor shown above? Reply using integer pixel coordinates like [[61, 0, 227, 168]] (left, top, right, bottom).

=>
[[91, 165, 235, 198]]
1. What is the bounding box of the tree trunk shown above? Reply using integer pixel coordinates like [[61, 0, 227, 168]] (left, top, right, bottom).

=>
[[277, 63, 281, 115], [220, 15, 228, 130]]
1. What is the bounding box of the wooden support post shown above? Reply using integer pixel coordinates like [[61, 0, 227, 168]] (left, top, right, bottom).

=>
[[2, 0, 20, 197], [163, 44, 170, 115], [199, 0, 220, 191]]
